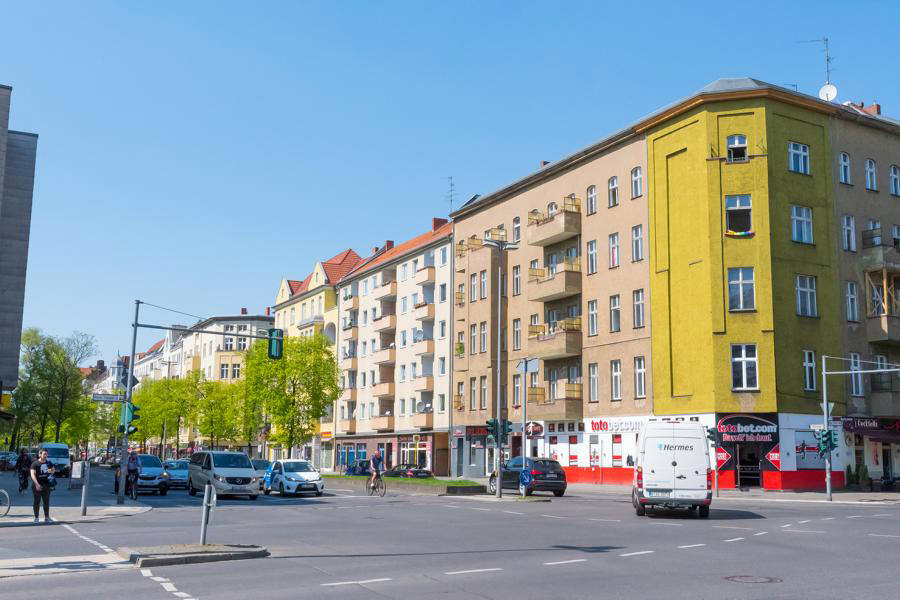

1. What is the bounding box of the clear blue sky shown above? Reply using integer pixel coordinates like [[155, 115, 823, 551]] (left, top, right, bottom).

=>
[[2, 1, 898, 364]]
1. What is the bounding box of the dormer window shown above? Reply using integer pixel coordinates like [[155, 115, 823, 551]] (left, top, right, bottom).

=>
[[727, 135, 748, 162]]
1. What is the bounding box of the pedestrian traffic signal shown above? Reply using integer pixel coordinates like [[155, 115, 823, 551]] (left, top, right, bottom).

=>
[[706, 427, 717, 442], [129, 403, 140, 423], [829, 430, 839, 449], [500, 419, 513, 444], [486, 418, 499, 442], [268, 328, 284, 360]]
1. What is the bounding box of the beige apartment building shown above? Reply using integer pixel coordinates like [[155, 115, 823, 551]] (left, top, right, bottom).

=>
[[334, 219, 454, 475], [451, 138, 651, 481]]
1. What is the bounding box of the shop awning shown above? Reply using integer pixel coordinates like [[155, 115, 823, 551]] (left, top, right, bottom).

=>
[[842, 417, 900, 443]]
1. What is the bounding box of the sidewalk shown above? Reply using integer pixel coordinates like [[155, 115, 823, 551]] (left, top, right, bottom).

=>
[[0, 468, 150, 527]]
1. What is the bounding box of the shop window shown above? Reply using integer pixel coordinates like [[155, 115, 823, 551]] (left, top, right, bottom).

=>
[[612, 434, 623, 467]]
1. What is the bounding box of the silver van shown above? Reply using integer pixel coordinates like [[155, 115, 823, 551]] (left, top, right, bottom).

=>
[[188, 451, 259, 500]]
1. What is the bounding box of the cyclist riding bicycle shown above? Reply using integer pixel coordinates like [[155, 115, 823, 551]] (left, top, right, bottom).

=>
[[369, 449, 384, 491], [14, 448, 31, 493]]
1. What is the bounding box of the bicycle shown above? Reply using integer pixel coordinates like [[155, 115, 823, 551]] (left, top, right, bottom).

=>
[[126, 472, 138, 501], [0, 488, 10, 517], [367, 472, 385, 497]]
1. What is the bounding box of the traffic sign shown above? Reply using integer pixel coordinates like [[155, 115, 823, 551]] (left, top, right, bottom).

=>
[[92, 393, 123, 404], [519, 470, 533, 487], [810, 424, 825, 431]]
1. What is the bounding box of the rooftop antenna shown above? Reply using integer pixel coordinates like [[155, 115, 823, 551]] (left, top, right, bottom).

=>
[[446, 176, 457, 214], [799, 36, 837, 101]]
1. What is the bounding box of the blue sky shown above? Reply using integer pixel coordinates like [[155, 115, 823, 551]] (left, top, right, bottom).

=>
[[2, 1, 898, 363]]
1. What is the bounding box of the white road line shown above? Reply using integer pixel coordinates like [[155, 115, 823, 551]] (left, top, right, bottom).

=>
[[470, 507, 491, 512], [620, 551, 654, 557], [589, 518, 621, 522], [678, 544, 705, 549], [798, 520, 811, 524], [723, 537, 744, 542], [141, 569, 153, 577], [712, 525, 752, 530], [321, 578, 392, 587], [161, 583, 177, 592], [503, 510, 525, 515], [754, 532, 768, 536], [847, 515, 863, 519], [649, 522, 682, 526], [541, 514, 565, 519], [781, 524, 792, 528], [821, 517, 836, 521], [868, 533, 900, 538], [544, 559, 587, 565], [872, 514, 892, 517], [782, 529, 825, 534], [337, 506, 353, 509], [445, 568, 503, 575], [443, 505, 460, 509], [173, 593, 193, 599], [151, 576, 169, 582]]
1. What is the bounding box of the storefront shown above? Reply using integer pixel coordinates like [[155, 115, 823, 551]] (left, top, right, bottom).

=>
[[714, 413, 780, 489], [335, 432, 449, 475], [842, 417, 900, 481]]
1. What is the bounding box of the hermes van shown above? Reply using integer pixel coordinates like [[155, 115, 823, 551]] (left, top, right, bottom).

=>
[[632, 421, 712, 518]]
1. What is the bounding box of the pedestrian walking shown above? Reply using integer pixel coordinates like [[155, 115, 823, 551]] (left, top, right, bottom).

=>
[[30, 449, 55, 524]]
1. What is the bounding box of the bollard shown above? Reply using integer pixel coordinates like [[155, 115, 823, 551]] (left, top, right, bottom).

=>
[[80, 461, 90, 517], [200, 483, 215, 545]]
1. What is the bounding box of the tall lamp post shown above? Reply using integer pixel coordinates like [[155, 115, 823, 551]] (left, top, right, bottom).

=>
[[483, 233, 518, 498]]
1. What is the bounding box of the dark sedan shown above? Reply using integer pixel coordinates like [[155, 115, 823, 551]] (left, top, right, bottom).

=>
[[490, 457, 567, 497], [383, 463, 433, 478]]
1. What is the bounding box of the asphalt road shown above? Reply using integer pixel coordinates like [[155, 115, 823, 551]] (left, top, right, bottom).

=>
[[2, 468, 899, 599]]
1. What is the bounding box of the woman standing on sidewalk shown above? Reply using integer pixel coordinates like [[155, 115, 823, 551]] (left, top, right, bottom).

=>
[[30, 449, 55, 524]]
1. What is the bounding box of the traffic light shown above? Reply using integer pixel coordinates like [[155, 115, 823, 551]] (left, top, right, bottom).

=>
[[117, 361, 129, 389], [122, 403, 140, 436], [829, 430, 839, 450], [707, 427, 717, 442], [268, 328, 284, 360], [500, 419, 513, 444], [486, 419, 499, 443]]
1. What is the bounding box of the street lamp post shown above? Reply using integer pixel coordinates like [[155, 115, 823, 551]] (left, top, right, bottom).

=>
[[483, 235, 518, 498]]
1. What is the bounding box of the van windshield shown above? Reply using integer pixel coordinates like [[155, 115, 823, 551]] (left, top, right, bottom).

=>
[[212, 453, 252, 469], [45, 448, 69, 458]]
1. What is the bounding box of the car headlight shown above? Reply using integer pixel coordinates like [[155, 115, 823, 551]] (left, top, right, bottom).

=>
[[214, 475, 227, 482], [286, 476, 299, 482], [161, 472, 169, 478], [251, 477, 258, 482]]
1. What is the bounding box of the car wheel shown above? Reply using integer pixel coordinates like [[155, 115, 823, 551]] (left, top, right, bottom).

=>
[[188, 479, 197, 496], [633, 492, 646, 516], [316, 491, 323, 497], [249, 495, 258, 500], [698, 505, 710, 519], [159, 487, 167, 497], [488, 475, 497, 494], [553, 489, 565, 497], [279, 482, 287, 497], [263, 487, 270, 496]]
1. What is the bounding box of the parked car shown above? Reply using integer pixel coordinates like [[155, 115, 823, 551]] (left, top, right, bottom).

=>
[[383, 463, 433, 478], [40, 443, 71, 477], [135, 454, 169, 495], [632, 421, 711, 518], [188, 451, 259, 500], [0, 451, 16, 471], [163, 460, 190, 489], [264, 460, 324, 497], [345, 460, 371, 476], [489, 457, 567, 497], [252, 459, 271, 490]]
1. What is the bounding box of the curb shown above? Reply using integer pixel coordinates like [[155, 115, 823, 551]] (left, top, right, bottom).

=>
[[714, 496, 895, 506], [0, 506, 152, 528], [118, 545, 269, 568]]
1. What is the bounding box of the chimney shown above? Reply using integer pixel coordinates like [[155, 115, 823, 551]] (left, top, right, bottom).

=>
[[863, 102, 882, 116], [384, 240, 394, 250], [540, 160, 550, 168], [372, 246, 379, 254], [265, 307, 270, 316], [241, 307, 248, 315], [432, 217, 448, 231]]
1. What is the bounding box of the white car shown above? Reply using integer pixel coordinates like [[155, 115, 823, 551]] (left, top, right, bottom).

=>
[[188, 451, 259, 500], [40, 443, 71, 477], [265, 460, 324, 497]]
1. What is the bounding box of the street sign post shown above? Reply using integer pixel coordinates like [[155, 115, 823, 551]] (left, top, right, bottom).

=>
[[810, 423, 825, 431], [91, 393, 123, 404]]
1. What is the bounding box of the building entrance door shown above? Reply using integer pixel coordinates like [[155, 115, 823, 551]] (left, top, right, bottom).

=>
[[736, 443, 761, 487]]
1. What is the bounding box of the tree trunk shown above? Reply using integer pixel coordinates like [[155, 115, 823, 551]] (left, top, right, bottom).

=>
[[175, 415, 181, 458]]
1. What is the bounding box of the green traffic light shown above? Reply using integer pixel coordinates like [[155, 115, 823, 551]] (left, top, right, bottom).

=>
[[268, 328, 284, 360]]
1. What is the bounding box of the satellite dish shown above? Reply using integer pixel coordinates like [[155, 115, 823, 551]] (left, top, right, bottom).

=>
[[818, 83, 837, 102]]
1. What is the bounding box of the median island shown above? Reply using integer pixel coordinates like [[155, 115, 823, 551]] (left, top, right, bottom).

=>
[[322, 475, 485, 495]]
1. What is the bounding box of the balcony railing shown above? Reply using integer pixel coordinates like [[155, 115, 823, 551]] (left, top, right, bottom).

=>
[[528, 259, 582, 302], [415, 266, 436, 285], [413, 302, 435, 321], [526, 195, 582, 246], [528, 318, 582, 360], [455, 291, 465, 306], [372, 281, 398, 301], [370, 415, 395, 432], [412, 411, 433, 429], [372, 314, 397, 332]]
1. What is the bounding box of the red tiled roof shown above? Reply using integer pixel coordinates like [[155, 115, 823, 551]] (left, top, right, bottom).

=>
[[80, 367, 93, 376], [285, 249, 362, 299], [146, 338, 165, 354], [342, 222, 452, 281], [287, 279, 306, 295]]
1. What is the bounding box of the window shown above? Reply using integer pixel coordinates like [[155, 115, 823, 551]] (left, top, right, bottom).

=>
[[609, 233, 620, 268], [220, 364, 228, 379], [400, 330, 407, 347], [850, 353, 863, 397], [631, 225, 643, 261], [479, 270, 487, 299], [791, 205, 813, 243], [610, 360, 622, 400], [512, 217, 521, 242], [634, 356, 646, 398], [894, 225, 900, 249], [512, 319, 521, 350], [731, 344, 758, 390], [891, 165, 900, 196], [609, 295, 621, 332], [587, 300, 598, 335], [469, 325, 476, 355], [788, 142, 810, 174], [868, 219, 882, 246], [480, 322, 487, 353], [631, 167, 642, 197], [483, 229, 492, 241], [727, 267, 755, 311], [512, 265, 521, 295], [400, 296, 408, 313], [589, 363, 598, 402], [440, 246, 448, 265], [796, 275, 818, 317], [439, 357, 446, 376], [842, 215, 856, 251], [633, 289, 645, 327], [725, 195, 752, 233], [512, 374, 521, 407], [438, 393, 446, 412], [401, 263, 408, 280], [439, 320, 447, 338], [608, 176, 619, 207], [232, 363, 240, 379], [469, 274, 477, 302], [289, 308, 295, 325], [399, 365, 406, 382], [586, 185, 597, 214], [846, 281, 859, 321], [727, 134, 747, 162], [865, 159, 878, 191], [237, 336, 247, 350], [586, 240, 597, 274], [802, 350, 816, 391], [224, 337, 233, 350], [469, 378, 476, 410], [439, 283, 447, 303], [480, 376, 487, 409], [839, 152, 851, 184]]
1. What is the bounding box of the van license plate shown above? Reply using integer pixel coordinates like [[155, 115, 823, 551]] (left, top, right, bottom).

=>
[[544, 473, 556, 479], [647, 490, 670, 498]]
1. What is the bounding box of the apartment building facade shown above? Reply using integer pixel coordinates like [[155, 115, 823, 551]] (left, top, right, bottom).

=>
[[451, 137, 651, 482], [334, 219, 454, 475]]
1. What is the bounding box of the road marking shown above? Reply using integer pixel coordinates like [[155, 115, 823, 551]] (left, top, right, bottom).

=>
[[620, 551, 654, 557], [151, 576, 169, 582], [798, 520, 811, 524], [337, 506, 353, 509], [321, 579, 391, 587], [678, 544, 705, 549], [872, 514, 892, 517], [723, 537, 744, 542], [712, 525, 752, 530], [161, 583, 177, 592], [503, 510, 525, 515], [781, 524, 792, 528], [589, 518, 621, 522], [141, 569, 153, 577], [847, 515, 863, 519], [649, 522, 682, 526], [544, 559, 587, 565], [782, 529, 825, 534], [470, 507, 491, 512], [173, 593, 193, 599], [445, 568, 503, 575], [868, 533, 900, 538], [821, 517, 835, 521], [541, 514, 566, 519], [754, 532, 768, 536], [443, 505, 460, 509]]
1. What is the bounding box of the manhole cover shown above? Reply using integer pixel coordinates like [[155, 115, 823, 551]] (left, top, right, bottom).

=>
[[724, 576, 782, 584]]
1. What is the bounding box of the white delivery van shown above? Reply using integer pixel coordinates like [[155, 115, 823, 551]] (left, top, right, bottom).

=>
[[632, 422, 712, 518], [39, 443, 71, 477]]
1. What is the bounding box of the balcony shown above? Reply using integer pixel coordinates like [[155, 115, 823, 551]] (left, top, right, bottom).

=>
[[415, 266, 435, 285], [526, 384, 584, 420], [866, 315, 900, 345], [338, 419, 356, 434], [297, 315, 324, 330], [453, 352, 467, 372], [373, 382, 395, 398], [412, 411, 434, 429], [528, 318, 582, 360], [453, 395, 465, 411], [372, 314, 397, 332], [341, 322, 358, 340], [339, 387, 357, 402], [372, 281, 398, 301], [339, 352, 357, 370], [527, 260, 582, 302], [526, 196, 581, 246], [342, 295, 359, 310], [370, 415, 395, 432], [413, 376, 434, 392], [861, 229, 900, 272], [413, 338, 435, 356], [413, 302, 435, 321], [455, 291, 465, 307], [372, 347, 396, 365], [455, 241, 467, 272]]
